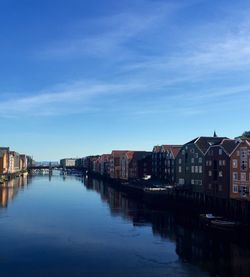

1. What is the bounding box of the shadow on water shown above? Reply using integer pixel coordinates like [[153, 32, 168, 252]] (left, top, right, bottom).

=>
[[84, 176, 250, 277], [0, 173, 249, 277]]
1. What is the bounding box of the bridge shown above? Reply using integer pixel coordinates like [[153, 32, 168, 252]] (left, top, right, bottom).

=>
[[28, 164, 86, 171]]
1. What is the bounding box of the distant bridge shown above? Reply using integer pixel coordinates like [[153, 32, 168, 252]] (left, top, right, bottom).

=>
[[28, 165, 83, 170]]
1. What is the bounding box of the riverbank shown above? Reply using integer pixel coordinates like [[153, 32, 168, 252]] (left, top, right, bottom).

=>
[[84, 172, 250, 226], [0, 170, 28, 185]]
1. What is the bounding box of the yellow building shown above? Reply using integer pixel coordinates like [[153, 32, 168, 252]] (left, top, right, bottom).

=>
[[0, 147, 9, 175]]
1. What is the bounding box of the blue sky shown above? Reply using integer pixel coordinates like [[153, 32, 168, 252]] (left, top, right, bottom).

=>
[[0, 0, 250, 161]]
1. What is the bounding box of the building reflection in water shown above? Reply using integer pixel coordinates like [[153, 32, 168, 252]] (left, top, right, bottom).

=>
[[0, 174, 29, 208], [84, 177, 250, 277]]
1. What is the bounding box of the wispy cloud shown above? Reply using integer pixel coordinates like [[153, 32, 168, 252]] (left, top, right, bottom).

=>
[[3, 0, 250, 119], [0, 81, 148, 117]]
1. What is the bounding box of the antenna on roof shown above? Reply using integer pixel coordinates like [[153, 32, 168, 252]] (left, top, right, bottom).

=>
[[213, 130, 218, 137]]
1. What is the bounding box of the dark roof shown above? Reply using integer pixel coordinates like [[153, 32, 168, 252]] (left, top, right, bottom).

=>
[[132, 151, 151, 161], [220, 139, 240, 155], [187, 136, 228, 154]]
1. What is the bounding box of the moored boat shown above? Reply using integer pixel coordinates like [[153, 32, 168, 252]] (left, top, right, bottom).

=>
[[210, 219, 240, 230], [200, 213, 222, 223]]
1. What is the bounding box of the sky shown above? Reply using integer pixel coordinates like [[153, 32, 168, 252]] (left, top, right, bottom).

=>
[[0, 0, 250, 161]]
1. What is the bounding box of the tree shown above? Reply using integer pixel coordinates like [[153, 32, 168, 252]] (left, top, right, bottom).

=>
[[236, 131, 250, 139], [242, 131, 250, 138]]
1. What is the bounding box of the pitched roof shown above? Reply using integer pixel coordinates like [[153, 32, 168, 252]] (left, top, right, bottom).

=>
[[187, 136, 228, 154], [132, 151, 151, 161], [111, 150, 130, 157], [152, 145, 161, 153], [161, 145, 182, 158], [220, 139, 240, 155]]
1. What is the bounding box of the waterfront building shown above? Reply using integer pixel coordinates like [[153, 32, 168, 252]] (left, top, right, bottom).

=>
[[152, 145, 182, 184], [19, 155, 28, 171], [230, 139, 250, 201], [8, 151, 21, 174], [82, 156, 100, 173], [128, 151, 152, 180], [175, 136, 226, 193], [99, 154, 111, 177], [109, 150, 129, 179], [92, 157, 101, 174], [205, 139, 240, 200], [120, 151, 152, 180], [75, 158, 84, 169], [0, 147, 10, 175], [60, 158, 77, 167]]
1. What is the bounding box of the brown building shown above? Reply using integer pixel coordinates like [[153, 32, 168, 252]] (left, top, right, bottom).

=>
[[120, 151, 152, 180], [230, 139, 250, 201], [0, 147, 9, 175], [205, 139, 239, 199], [109, 150, 129, 179]]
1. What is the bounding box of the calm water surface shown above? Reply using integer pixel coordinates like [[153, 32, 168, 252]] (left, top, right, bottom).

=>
[[0, 173, 249, 277]]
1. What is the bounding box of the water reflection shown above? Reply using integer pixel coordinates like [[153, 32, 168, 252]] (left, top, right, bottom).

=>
[[0, 174, 250, 277], [84, 177, 250, 277], [0, 174, 29, 208]]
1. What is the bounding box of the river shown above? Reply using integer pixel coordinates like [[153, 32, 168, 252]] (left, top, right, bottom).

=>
[[0, 173, 249, 276]]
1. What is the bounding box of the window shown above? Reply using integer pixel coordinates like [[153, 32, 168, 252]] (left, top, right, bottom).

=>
[[218, 185, 222, 191], [178, 166, 182, 173], [232, 159, 238, 168], [195, 153, 198, 158], [233, 184, 238, 193], [241, 161, 247, 170], [219, 171, 223, 177], [208, 170, 212, 176], [233, 172, 238, 181], [199, 166, 202, 173], [179, 158, 182, 164], [241, 173, 246, 182], [209, 183, 212, 190], [179, 178, 185, 185], [240, 186, 247, 196], [191, 158, 194, 164], [237, 151, 240, 156], [182, 150, 185, 155], [191, 166, 195, 173], [195, 166, 198, 173], [191, 179, 194, 185], [198, 157, 202, 163], [241, 151, 246, 158], [219, 149, 223, 155]]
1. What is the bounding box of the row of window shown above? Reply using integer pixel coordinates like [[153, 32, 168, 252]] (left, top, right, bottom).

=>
[[178, 166, 203, 173], [206, 160, 226, 166], [232, 159, 250, 169], [178, 179, 202, 185], [233, 172, 250, 182], [232, 184, 250, 195], [208, 183, 223, 191], [208, 170, 223, 177]]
